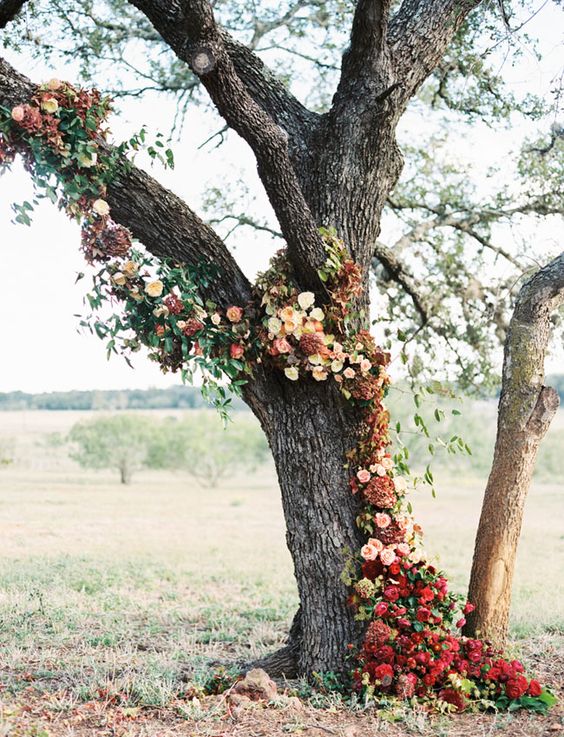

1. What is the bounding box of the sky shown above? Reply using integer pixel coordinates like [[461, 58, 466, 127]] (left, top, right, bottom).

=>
[[0, 2, 562, 393]]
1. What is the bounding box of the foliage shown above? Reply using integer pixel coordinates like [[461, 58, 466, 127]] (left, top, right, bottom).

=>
[[68, 414, 156, 484], [146, 412, 269, 488]]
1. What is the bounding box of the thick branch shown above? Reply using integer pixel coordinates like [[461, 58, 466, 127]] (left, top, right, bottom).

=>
[[0, 56, 251, 308], [388, 0, 483, 105], [128, 0, 327, 292], [0, 0, 27, 28]]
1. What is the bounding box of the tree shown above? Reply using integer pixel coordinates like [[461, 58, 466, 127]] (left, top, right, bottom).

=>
[[69, 414, 155, 484], [0, 0, 561, 707], [147, 412, 270, 487], [465, 253, 563, 645]]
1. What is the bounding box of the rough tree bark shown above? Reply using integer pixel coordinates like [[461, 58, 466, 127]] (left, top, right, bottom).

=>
[[464, 253, 564, 646], [1, 0, 488, 677]]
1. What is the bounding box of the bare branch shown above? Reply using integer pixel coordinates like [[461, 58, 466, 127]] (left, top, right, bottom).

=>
[[0, 56, 252, 309], [127, 0, 328, 292], [0, 0, 27, 28], [372, 241, 433, 323]]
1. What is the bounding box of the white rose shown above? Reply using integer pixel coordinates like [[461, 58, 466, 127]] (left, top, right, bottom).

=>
[[309, 307, 324, 321], [297, 291, 315, 310], [92, 199, 110, 217], [268, 317, 282, 334], [284, 367, 299, 381]]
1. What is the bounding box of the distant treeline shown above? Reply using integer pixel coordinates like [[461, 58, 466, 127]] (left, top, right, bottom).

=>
[[1, 374, 562, 412], [0, 386, 247, 411]]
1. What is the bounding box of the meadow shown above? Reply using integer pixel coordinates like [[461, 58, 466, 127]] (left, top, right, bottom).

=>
[[0, 410, 562, 736]]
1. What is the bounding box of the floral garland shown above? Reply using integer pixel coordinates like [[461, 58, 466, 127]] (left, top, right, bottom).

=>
[[0, 82, 556, 715]]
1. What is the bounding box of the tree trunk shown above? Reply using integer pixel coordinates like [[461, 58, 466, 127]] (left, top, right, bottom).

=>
[[464, 253, 564, 645], [246, 375, 366, 676], [120, 463, 132, 485]]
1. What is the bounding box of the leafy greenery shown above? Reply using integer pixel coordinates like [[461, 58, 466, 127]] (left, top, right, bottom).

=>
[[68, 414, 157, 484], [146, 412, 269, 488]]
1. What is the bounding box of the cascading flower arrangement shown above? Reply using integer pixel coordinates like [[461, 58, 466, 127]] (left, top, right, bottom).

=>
[[0, 80, 556, 715]]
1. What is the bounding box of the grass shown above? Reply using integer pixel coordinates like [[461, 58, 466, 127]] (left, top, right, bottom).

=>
[[0, 410, 563, 736]]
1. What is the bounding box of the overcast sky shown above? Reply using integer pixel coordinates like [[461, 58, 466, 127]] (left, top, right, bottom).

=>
[[0, 4, 562, 393]]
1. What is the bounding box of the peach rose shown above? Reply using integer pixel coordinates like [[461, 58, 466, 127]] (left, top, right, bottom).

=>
[[375, 513, 391, 529], [122, 260, 138, 277], [381, 456, 394, 471], [280, 306, 296, 322], [211, 313, 221, 325], [380, 547, 397, 566], [360, 358, 372, 373], [361, 544, 379, 561], [312, 366, 328, 381], [11, 105, 25, 122], [145, 280, 164, 298], [367, 538, 383, 552], [344, 367, 356, 379], [226, 305, 244, 323]]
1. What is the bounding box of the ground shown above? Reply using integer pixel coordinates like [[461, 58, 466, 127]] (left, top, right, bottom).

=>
[[0, 410, 562, 736]]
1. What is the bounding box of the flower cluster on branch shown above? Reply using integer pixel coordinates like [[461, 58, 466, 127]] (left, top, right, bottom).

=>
[[0, 80, 556, 715]]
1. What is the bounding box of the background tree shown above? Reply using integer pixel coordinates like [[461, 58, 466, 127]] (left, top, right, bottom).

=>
[[69, 414, 155, 484], [147, 412, 270, 487], [0, 0, 562, 681]]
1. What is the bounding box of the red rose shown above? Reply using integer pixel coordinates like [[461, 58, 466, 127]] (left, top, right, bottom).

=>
[[416, 607, 431, 622], [455, 617, 466, 628], [374, 602, 388, 617], [528, 680, 542, 697], [230, 343, 245, 359], [383, 586, 400, 602], [463, 602, 475, 614], [505, 675, 529, 700], [374, 663, 394, 686]]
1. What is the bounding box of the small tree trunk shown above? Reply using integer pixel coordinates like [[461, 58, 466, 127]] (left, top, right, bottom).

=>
[[247, 377, 365, 676], [464, 253, 564, 645], [120, 463, 132, 485]]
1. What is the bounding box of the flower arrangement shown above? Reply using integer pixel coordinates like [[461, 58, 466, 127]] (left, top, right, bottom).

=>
[[0, 81, 556, 715]]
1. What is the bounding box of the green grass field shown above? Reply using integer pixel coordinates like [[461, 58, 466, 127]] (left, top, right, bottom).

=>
[[0, 410, 562, 736]]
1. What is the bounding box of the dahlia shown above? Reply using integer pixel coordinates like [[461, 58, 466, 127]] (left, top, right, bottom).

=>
[[299, 332, 326, 356], [363, 476, 397, 508]]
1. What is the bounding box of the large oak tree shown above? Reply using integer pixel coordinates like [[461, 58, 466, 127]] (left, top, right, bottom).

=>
[[0, 0, 562, 679]]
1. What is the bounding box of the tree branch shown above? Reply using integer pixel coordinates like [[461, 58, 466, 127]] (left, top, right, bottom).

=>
[[0, 56, 252, 309], [388, 0, 483, 105], [127, 0, 327, 292], [372, 241, 433, 324], [0, 0, 27, 28]]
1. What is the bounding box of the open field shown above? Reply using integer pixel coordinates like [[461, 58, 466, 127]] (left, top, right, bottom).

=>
[[0, 410, 563, 736]]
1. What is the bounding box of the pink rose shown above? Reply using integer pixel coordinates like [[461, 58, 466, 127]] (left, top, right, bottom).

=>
[[356, 469, 371, 484], [344, 367, 356, 379], [380, 547, 397, 566], [230, 343, 244, 359], [226, 305, 244, 323], [396, 543, 411, 556], [273, 337, 292, 354], [11, 105, 25, 122], [361, 544, 379, 561], [375, 513, 391, 529]]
